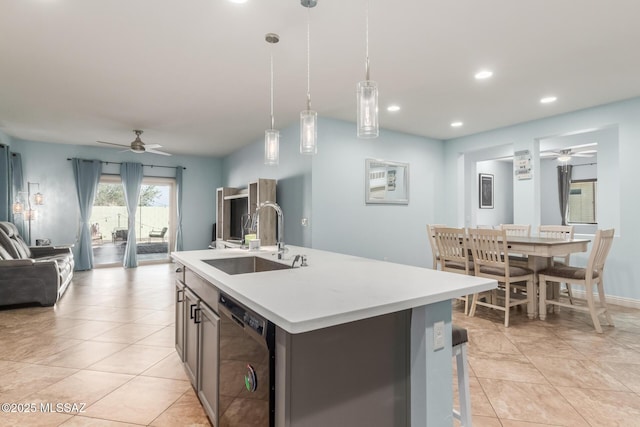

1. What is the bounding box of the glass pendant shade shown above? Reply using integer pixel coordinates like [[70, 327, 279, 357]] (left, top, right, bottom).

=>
[[264, 129, 280, 166], [34, 192, 44, 205], [357, 80, 379, 138], [300, 109, 317, 154], [12, 201, 24, 214]]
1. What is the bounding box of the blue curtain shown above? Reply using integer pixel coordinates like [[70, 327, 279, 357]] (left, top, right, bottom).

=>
[[10, 152, 25, 237], [121, 162, 144, 268], [175, 166, 184, 251], [0, 144, 9, 221], [72, 158, 102, 270]]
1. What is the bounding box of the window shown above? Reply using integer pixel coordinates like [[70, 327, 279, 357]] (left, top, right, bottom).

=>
[[568, 179, 597, 224], [90, 175, 175, 266]]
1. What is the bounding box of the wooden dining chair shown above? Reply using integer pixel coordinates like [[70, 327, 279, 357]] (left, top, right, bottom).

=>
[[434, 227, 474, 315], [500, 224, 531, 266], [426, 224, 446, 270], [500, 224, 531, 237], [539, 228, 615, 333], [539, 224, 575, 303], [468, 228, 535, 327]]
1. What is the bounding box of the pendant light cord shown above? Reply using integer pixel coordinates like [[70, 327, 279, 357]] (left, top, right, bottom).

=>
[[306, 4, 311, 111], [365, 0, 370, 81], [270, 49, 275, 130]]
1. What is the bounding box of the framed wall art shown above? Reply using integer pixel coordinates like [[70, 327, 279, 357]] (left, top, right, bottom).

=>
[[479, 173, 494, 209]]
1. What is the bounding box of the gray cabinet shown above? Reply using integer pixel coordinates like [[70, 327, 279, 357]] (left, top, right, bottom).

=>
[[175, 280, 185, 360], [198, 303, 220, 425], [183, 288, 199, 387]]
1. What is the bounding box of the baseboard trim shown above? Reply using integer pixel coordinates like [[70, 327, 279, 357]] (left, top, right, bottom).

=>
[[569, 289, 640, 310]]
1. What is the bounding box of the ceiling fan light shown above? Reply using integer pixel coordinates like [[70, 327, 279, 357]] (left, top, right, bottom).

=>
[[557, 154, 571, 162]]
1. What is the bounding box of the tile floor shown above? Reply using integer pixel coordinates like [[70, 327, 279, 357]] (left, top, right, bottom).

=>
[[0, 263, 639, 426]]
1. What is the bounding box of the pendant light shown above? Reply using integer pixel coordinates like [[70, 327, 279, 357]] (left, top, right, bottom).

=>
[[264, 33, 280, 166], [357, 0, 379, 138], [300, 0, 318, 155]]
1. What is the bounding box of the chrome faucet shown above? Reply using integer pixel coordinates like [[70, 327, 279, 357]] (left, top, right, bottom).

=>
[[253, 201, 285, 259]]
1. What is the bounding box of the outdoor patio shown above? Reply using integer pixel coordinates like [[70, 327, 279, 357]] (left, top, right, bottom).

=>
[[92, 240, 169, 265]]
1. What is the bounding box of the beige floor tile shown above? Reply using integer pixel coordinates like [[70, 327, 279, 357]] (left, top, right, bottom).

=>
[[568, 339, 640, 364], [58, 416, 143, 426], [0, 359, 31, 376], [455, 415, 502, 427], [468, 330, 522, 355], [83, 376, 190, 425], [469, 352, 549, 384], [0, 364, 77, 402], [133, 310, 175, 326], [508, 334, 588, 360], [150, 388, 211, 427], [90, 323, 165, 344], [528, 356, 629, 391], [500, 420, 569, 427], [0, 411, 72, 427], [87, 345, 175, 375], [135, 326, 174, 347], [0, 335, 84, 364], [27, 370, 134, 407], [141, 351, 188, 381], [556, 386, 640, 426], [35, 341, 130, 369], [598, 361, 640, 393], [53, 320, 124, 340], [478, 378, 589, 426]]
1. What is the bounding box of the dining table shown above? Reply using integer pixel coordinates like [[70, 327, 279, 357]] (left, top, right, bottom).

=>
[[502, 236, 590, 318]]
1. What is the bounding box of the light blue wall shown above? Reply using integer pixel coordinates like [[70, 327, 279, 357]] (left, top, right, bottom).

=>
[[311, 119, 443, 268], [444, 97, 638, 301], [221, 123, 312, 248], [10, 139, 221, 251]]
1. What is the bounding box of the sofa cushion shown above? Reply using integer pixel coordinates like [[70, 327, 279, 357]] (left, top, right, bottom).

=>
[[0, 222, 33, 258], [0, 244, 13, 260]]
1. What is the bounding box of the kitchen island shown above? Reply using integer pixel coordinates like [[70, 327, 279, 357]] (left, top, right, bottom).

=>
[[172, 246, 496, 426]]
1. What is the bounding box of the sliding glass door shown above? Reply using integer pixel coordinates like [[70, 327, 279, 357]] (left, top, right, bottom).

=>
[[91, 175, 175, 266]]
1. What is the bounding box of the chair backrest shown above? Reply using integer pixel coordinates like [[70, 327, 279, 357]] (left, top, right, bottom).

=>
[[586, 228, 615, 281], [538, 224, 574, 240], [539, 224, 574, 264], [434, 227, 471, 274], [500, 224, 531, 237], [426, 224, 446, 269], [468, 228, 509, 276]]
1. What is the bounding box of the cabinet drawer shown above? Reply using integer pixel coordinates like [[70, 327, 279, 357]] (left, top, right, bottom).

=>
[[175, 262, 185, 283], [185, 268, 219, 312]]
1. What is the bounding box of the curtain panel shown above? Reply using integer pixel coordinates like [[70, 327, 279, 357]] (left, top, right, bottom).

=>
[[72, 158, 102, 270], [0, 144, 9, 221], [121, 162, 144, 268], [175, 166, 184, 251], [10, 152, 25, 237], [557, 165, 573, 226]]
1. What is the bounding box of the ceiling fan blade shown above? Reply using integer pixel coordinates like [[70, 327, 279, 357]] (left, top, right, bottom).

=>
[[97, 141, 131, 148], [146, 148, 172, 156], [572, 153, 594, 157], [144, 143, 162, 149]]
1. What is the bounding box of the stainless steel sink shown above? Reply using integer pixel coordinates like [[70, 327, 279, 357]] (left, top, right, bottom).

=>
[[203, 256, 292, 275]]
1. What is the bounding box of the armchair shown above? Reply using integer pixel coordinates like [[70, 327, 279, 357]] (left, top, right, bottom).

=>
[[0, 221, 74, 307], [148, 227, 168, 243]]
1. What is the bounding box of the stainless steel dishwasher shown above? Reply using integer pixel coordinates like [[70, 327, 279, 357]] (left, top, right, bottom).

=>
[[218, 292, 275, 426]]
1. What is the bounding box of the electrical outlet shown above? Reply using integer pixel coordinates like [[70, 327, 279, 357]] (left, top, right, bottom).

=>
[[433, 321, 445, 350]]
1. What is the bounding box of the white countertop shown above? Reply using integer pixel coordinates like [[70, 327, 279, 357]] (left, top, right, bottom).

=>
[[172, 246, 496, 334]]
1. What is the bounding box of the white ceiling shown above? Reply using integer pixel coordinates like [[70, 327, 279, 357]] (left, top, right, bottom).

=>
[[1, 0, 640, 157]]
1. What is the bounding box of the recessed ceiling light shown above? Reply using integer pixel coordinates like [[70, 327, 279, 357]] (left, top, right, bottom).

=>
[[474, 70, 493, 80], [540, 96, 557, 104], [451, 121, 463, 128], [387, 105, 400, 112]]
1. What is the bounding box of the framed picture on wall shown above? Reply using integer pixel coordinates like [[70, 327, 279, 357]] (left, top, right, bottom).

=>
[[479, 173, 494, 209]]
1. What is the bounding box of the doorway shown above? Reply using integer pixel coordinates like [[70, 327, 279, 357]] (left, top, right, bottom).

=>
[[90, 175, 175, 266]]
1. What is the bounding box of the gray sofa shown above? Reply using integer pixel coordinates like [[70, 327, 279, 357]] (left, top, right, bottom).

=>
[[0, 221, 74, 307]]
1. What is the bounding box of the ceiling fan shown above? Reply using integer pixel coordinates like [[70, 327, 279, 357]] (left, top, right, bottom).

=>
[[541, 143, 597, 161], [97, 130, 172, 156]]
